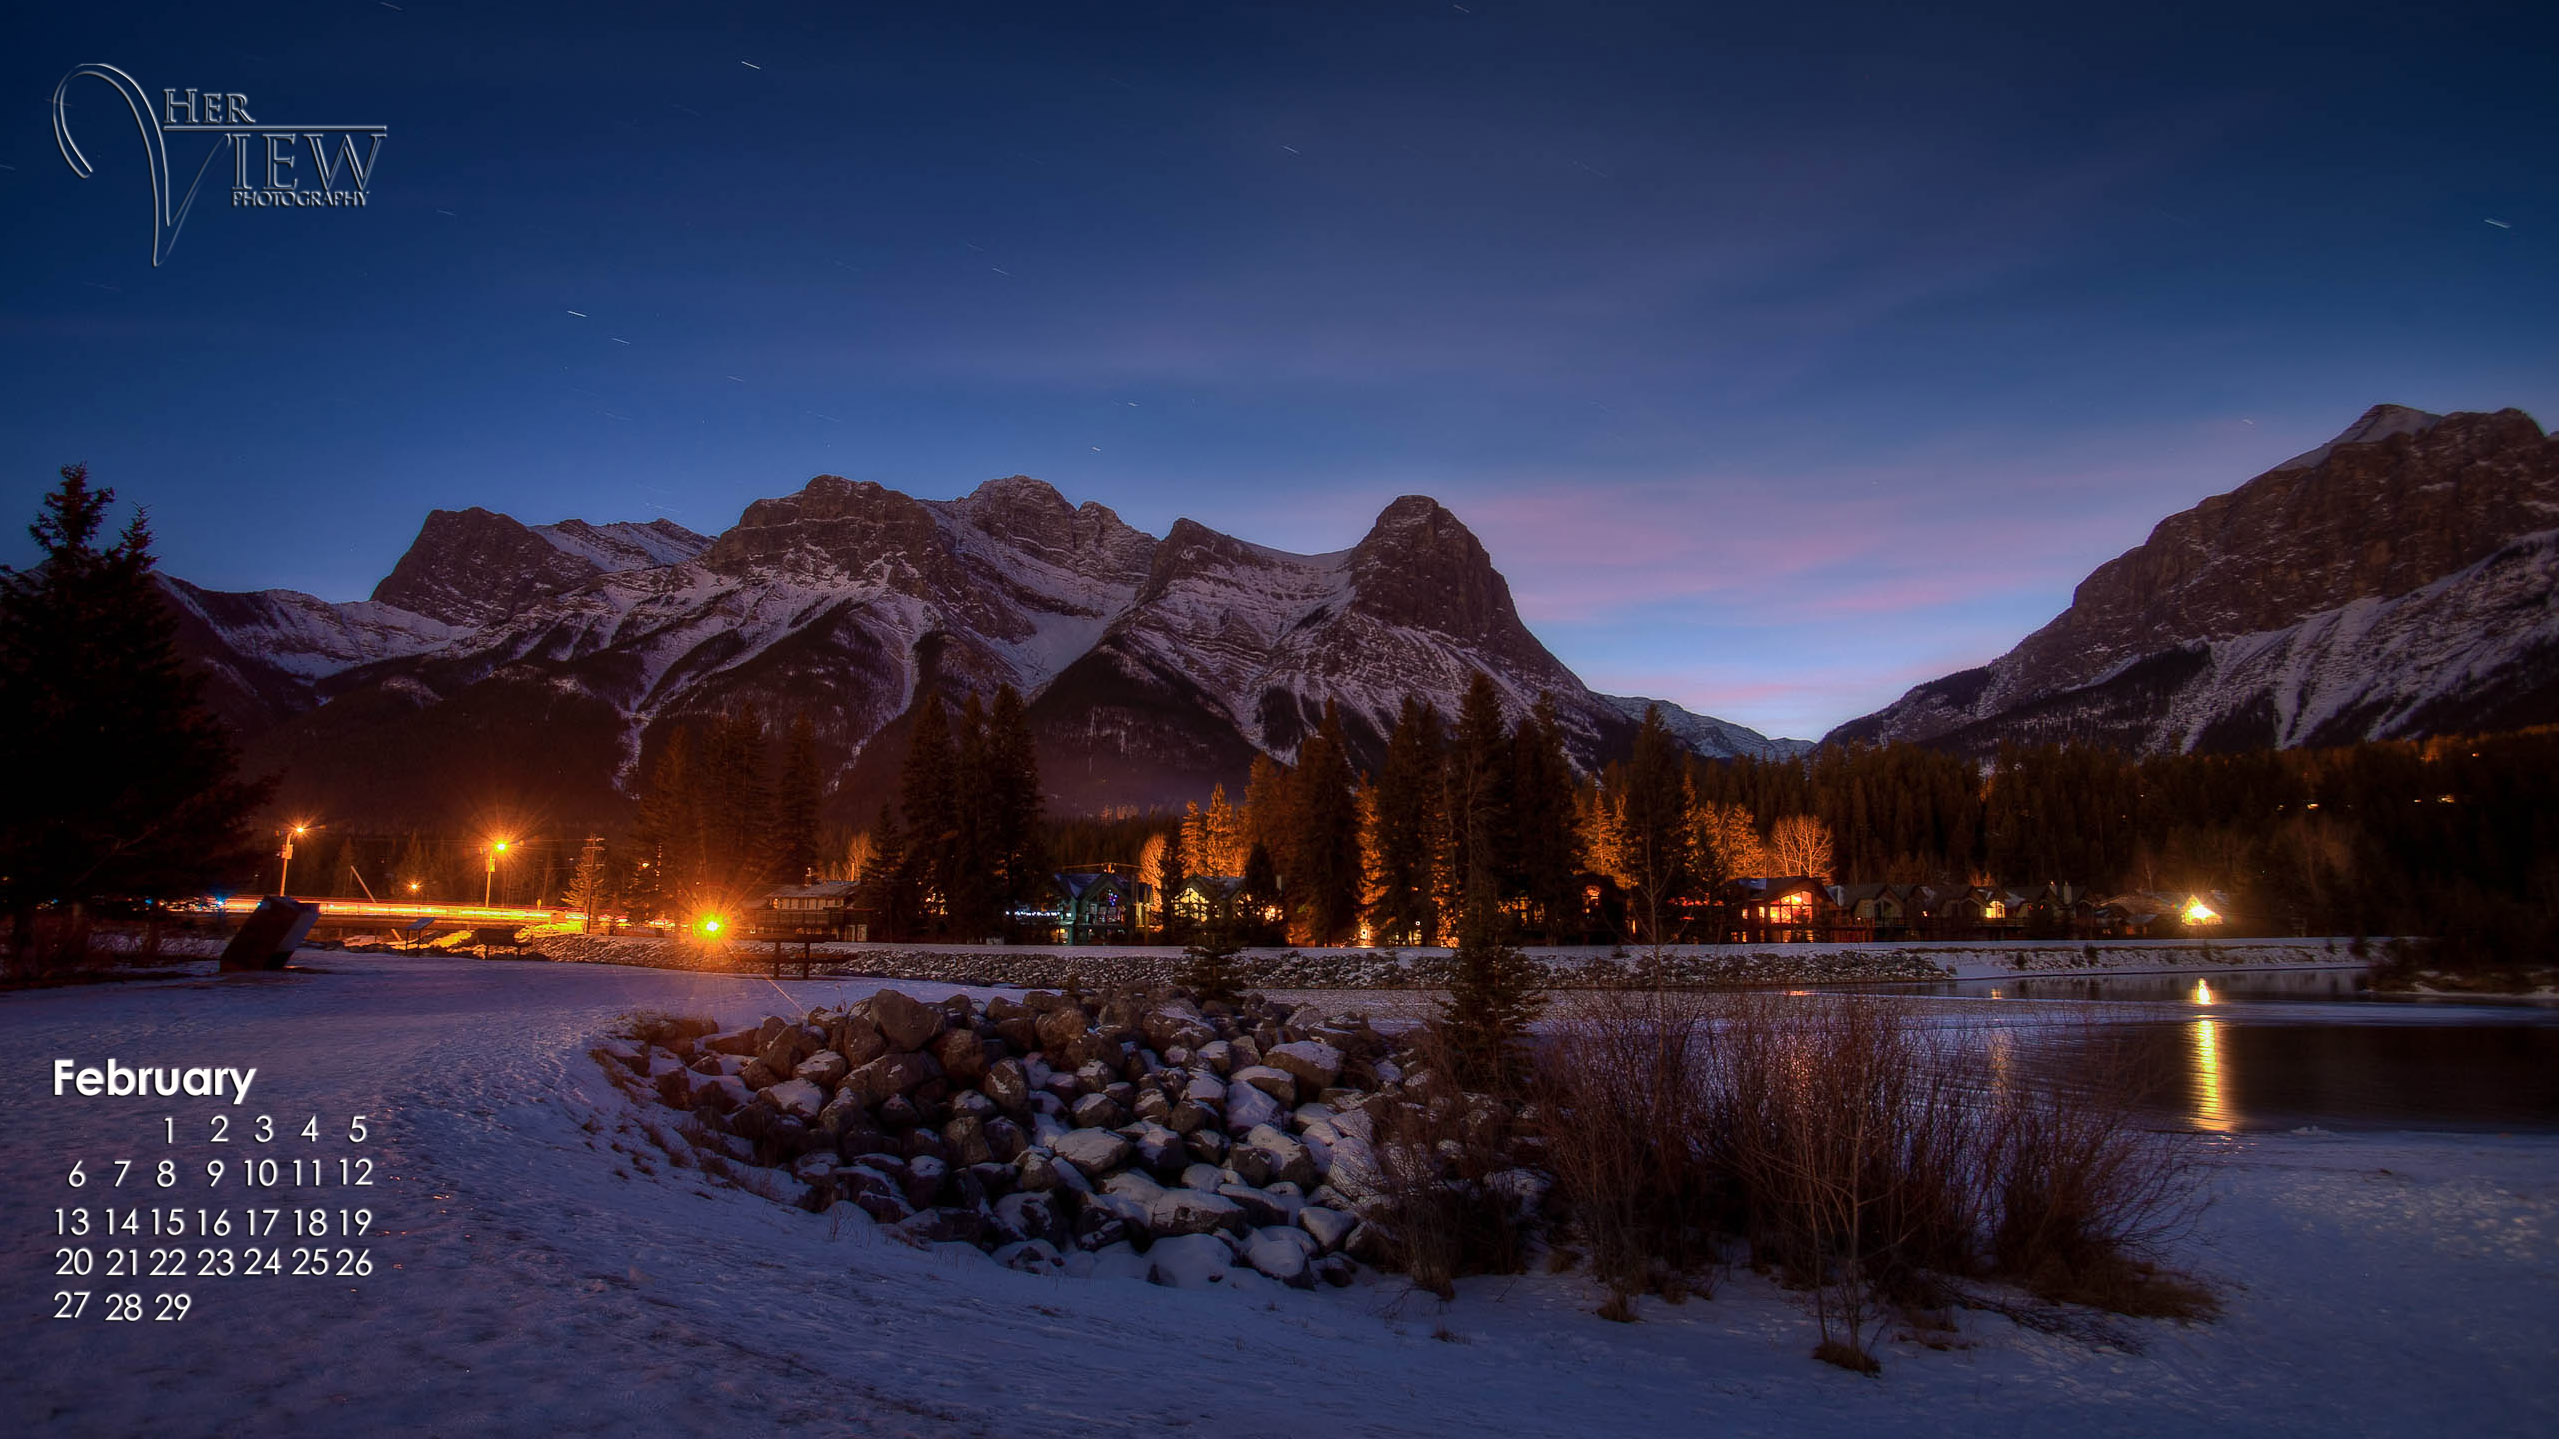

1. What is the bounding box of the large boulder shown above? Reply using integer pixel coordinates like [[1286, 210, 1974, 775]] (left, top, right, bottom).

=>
[[1034, 1005, 1092, 1056], [982, 1058, 1031, 1113], [898, 1155, 948, 1210], [1148, 1187, 1245, 1237], [1243, 1226, 1316, 1287], [1052, 1127, 1134, 1176], [1145, 1233, 1235, 1288], [760, 1078, 826, 1121], [943, 1115, 994, 1166], [982, 1116, 1028, 1163], [1232, 1065, 1298, 1107], [931, 1027, 990, 1085], [1225, 1078, 1286, 1133], [1069, 1093, 1127, 1129], [1296, 1204, 1357, 1253], [1214, 1182, 1296, 1229], [867, 990, 944, 1054], [1142, 1005, 1215, 1055], [844, 1051, 941, 1106], [994, 1190, 1068, 1248], [692, 1074, 752, 1112], [1266, 1040, 1343, 1093], [794, 1049, 850, 1088]]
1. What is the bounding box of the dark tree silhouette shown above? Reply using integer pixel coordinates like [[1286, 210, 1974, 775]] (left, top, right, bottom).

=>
[[0, 465, 271, 967]]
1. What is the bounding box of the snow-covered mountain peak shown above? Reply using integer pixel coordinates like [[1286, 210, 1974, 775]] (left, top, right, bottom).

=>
[[531, 517, 712, 572], [2273, 403, 2446, 472]]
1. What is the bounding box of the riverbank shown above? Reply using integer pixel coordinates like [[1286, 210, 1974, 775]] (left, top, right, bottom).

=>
[[503, 932, 2370, 991]]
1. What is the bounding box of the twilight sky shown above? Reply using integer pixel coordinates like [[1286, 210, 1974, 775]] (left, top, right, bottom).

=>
[[2, 1, 2550, 740]]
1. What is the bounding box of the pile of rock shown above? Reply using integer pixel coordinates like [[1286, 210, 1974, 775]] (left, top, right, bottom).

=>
[[605, 987, 1434, 1289]]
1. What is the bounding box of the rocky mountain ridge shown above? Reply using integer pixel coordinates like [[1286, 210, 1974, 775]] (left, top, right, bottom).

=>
[[1829, 405, 2557, 755], [168, 476, 1803, 829]]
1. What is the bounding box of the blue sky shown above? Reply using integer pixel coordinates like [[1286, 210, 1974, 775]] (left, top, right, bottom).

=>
[[2, 1, 2549, 739]]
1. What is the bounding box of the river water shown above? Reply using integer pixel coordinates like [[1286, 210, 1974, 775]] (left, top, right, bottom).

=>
[[1853, 967, 2557, 1134]]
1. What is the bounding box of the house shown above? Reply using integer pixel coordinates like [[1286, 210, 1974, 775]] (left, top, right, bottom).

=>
[[754, 880, 868, 942], [1829, 881, 1913, 926], [1722, 876, 1840, 942], [1170, 875, 1248, 929], [1045, 866, 1156, 944]]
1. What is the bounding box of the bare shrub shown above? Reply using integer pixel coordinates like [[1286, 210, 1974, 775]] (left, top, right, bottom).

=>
[[1706, 995, 1976, 1370], [1533, 982, 1723, 1302], [1987, 1024, 2213, 1318]]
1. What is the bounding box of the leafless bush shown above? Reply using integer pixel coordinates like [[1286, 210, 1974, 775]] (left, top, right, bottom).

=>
[[1533, 982, 1724, 1306], [1705, 995, 1978, 1370], [1528, 989, 2211, 1370], [1986, 1024, 2213, 1318]]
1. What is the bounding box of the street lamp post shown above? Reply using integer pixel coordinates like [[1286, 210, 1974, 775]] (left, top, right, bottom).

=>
[[277, 823, 312, 895], [484, 839, 510, 907]]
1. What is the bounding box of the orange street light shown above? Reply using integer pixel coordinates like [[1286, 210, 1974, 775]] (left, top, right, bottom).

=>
[[484, 838, 513, 906], [277, 822, 318, 895]]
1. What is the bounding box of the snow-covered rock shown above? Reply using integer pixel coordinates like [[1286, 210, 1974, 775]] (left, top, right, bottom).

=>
[[1145, 1233, 1236, 1289]]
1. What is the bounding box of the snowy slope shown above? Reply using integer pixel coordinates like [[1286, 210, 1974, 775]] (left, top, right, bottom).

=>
[[1600, 695, 1815, 761], [1, 955, 2549, 1437], [174, 478, 1783, 822], [1832, 404, 2557, 755]]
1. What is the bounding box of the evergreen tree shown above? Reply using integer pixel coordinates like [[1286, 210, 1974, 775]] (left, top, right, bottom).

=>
[[771, 712, 823, 885], [629, 724, 700, 918], [568, 841, 610, 932], [1178, 926, 1248, 1006], [1157, 819, 1188, 936], [1243, 753, 1298, 885], [1291, 701, 1364, 944], [1443, 672, 1516, 930], [1366, 696, 1446, 945], [985, 684, 1047, 926], [1617, 705, 1693, 945], [698, 707, 771, 895], [0, 466, 272, 965], [1435, 925, 1548, 1093], [1238, 840, 1284, 944], [949, 692, 996, 936], [898, 696, 958, 935], [1511, 693, 1583, 940], [858, 803, 914, 940]]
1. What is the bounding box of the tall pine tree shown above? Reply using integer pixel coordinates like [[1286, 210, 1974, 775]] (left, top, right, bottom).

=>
[[1511, 693, 1583, 941], [1366, 695, 1445, 945], [898, 696, 958, 935], [1617, 704, 1694, 945], [1443, 672, 1516, 934], [985, 684, 1046, 927], [0, 466, 270, 966], [1290, 701, 1364, 945], [770, 712, 823, 885], [629, 724, 701, 919]]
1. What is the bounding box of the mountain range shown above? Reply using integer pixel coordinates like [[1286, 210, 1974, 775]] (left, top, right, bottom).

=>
[[1827, 404, 2556, 754], [161, 477, 1806, 832], [160, 401, 2554, 834]]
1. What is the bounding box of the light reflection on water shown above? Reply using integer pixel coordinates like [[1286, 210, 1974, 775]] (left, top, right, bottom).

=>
[[1761, 967, 2556, 1133], [2190, 1017, 2234, 1132]]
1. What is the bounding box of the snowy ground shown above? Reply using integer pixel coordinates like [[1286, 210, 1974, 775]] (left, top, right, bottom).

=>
[[4, 954, 2551, 1437]]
